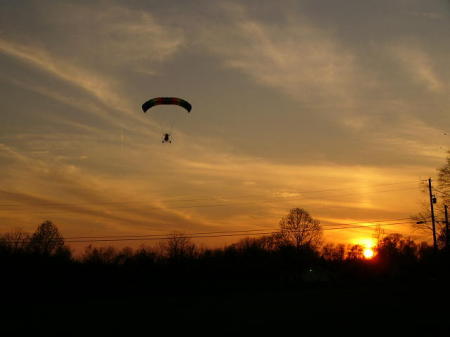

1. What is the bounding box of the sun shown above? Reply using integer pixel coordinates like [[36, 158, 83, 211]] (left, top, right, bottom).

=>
[[363, 248, 374, 259], [353, 237, 376, 259]]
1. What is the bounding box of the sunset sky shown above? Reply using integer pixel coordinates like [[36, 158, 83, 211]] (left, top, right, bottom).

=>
[[1, 0, 449, 249]]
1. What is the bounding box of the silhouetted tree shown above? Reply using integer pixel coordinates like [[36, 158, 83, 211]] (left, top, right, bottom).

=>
[[28, 220, 66, 256], [412, 153, 450, 249], [279, 208, 322, 250], [438, 151, 450, 205], [322, 243, 345, 261], [372, 224, 385, 245], [346, 244, 364, 260], [377, 233, 404, 258], [130, 246, 158, 266], [437, 226, 449, 250], [231, 236, 277, 255], [376, 233, 419, 278], [0, 228, 30, 254], [436, 155, 450, 249], [82, 245, 118, 265], [258, 232, 288, 250], [160, 232, 197, 260], [417, 241, 433, 260], [114, 247, 134, 265]]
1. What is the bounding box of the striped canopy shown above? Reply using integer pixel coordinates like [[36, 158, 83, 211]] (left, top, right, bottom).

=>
[[142, 97, 192, 113]]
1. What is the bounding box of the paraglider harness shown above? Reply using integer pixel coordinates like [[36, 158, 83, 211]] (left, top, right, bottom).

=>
[[162, 133, 172, 143]]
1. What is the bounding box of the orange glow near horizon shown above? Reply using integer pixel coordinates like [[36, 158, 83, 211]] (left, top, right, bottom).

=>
[[354, 237, 376, 259], [354, 237, 376, 248]]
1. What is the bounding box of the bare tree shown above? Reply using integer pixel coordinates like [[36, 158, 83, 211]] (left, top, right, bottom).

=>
[[82, 245, 118, 264], [322, 243, 345, 261], [411, 153, 450, 246], [346, 244, 364, 260], [279, 208, 322, 250], [160, 232, 197, 260], [438, 150, 450, 205], [28, 220, 65, 256], [372, 224, 385, 246], [0, 228, 30, 253]]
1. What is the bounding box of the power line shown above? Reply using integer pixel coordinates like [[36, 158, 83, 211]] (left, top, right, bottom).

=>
[[323, 216, 418, 226], [59, 228, 279, 240], [60, 221, 417, 243], [53, 217, 418, 240], [4, 220, 414, 244], [0, 180, 424, 244]]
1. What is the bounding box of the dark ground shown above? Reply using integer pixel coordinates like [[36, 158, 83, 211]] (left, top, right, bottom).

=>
[[3, 280, 449, 336]]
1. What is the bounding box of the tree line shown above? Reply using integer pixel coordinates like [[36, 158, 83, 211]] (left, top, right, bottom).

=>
[[1, 211, 448, 301], [2, 152, 450, 298]]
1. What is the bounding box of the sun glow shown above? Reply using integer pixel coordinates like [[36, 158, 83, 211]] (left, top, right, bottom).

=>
[[363, 248, 374, 259], [353, 237, 376, 259]]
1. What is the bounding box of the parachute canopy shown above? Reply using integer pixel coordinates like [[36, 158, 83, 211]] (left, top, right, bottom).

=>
[[142, 97, 192, 113]]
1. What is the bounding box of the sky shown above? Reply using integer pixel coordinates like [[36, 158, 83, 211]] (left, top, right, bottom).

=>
[[0, 0, 449, 249]]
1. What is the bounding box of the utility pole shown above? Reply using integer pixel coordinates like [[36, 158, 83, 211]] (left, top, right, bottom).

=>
[[428, 178, 437, 251], [445, 204, 449, 251]]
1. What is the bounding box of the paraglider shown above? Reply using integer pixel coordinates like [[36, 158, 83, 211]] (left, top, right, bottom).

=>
[[141, 97, 191, 143], [162, 133, 171, 143], [142, 97, 192, 113]]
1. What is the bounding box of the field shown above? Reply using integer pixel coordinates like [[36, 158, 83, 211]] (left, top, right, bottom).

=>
[[4, 280, 448, 336]]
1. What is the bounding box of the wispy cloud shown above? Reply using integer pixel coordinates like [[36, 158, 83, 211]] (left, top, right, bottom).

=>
[[391, 43, 445, 93], [0, 142, 214, 236], [0, 130, 426, 241], [202, 4, 357, 109], [0, 2, 185, 132], [0, 38, 119, 108]]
